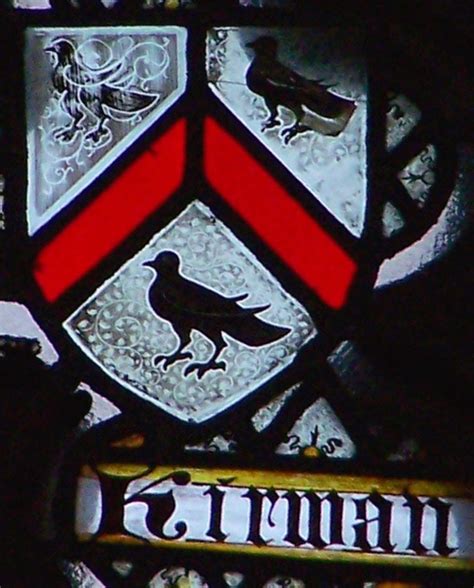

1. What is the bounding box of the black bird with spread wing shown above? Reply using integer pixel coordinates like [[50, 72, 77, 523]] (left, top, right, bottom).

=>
[[46, 38, 159, 145], [143, 251, 290, 379], [246, 36, 356, 143]]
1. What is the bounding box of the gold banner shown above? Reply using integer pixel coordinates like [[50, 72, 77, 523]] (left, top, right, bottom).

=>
[[76, 464, 474, 571]]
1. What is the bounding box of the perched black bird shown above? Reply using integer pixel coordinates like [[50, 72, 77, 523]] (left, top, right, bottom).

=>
[[246, 36, 356, 143], [143, 251, 291, 379], [45, 38, 159, 145]]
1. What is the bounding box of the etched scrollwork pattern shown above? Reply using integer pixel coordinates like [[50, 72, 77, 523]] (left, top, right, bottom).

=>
[[25, 27, 185, 232], [65, 201, 316, 422]]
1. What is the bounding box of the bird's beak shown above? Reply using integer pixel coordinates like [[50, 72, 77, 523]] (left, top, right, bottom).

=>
[[45, 46, 55, 53], [143, 261, 154, 269], [246, 41, 255, 48]]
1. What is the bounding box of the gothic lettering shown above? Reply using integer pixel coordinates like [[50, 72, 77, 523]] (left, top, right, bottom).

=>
[[282, 490, 305, 546], [82, 466, 468, 566], [205, 485, 228, 542], [95, 469, 135, 537], [353, 492, 395, 552], [307, 490, 344, 549], [403, 493, 456, 556], [142, 489, 187, 540], [243, 487, 279, 546]]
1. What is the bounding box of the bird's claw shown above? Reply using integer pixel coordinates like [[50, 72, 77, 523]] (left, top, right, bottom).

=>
[[281, 124, 311, 145], [281, 127, 298, 144], [54, 127, 78, 143], [84, 127, 110, 150], [154, 351, 192, 371], [184, 360, 226, 379], [262, 118, 280, 131]]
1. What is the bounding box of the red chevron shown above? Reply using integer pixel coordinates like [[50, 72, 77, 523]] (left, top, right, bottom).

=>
[[204, 118, 357, 309], [34, 120, 186, 302], [34, 116, 355, 310]]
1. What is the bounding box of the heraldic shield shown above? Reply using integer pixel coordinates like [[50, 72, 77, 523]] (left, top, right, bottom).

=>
[[8, 20, 456, 427]]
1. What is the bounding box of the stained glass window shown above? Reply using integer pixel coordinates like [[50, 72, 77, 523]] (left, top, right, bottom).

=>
[[0, 1, 473, 586]]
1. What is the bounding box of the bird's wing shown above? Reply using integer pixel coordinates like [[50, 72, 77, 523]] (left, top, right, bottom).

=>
[[152, 277, 290, 347], [300, 84, 356, 119], [101, 86, 159, 115], [262, 61, 356, 119], [260, 60, 308, 90], [162, 278, 267, 320], [63, 59, 124, 89], [230, 293, 249, 303], [258, 59, 328, 91]]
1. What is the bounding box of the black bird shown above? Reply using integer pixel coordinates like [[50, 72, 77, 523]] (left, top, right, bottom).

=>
[[45, 38, 159, 145], [246, 36, 356, 143], [143, 251, 291, 379]]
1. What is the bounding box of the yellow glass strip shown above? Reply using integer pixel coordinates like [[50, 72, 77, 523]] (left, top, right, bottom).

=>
[[87, 463, 473, 498], [86, 534, 474, 571]]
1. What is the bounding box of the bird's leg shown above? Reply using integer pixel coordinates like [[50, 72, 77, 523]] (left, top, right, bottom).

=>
[[261, 102, 281, 131], [281, 121, 312, 144], [84, 116, 110, 148], [281, 106, 311, 144], [184, 339, 227, 380], [153, 333, 192, 371], [54, 113, 83, 143]]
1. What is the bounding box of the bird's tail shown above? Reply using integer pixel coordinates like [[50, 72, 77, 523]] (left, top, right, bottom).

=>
[[225, 313, 291, 348]]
